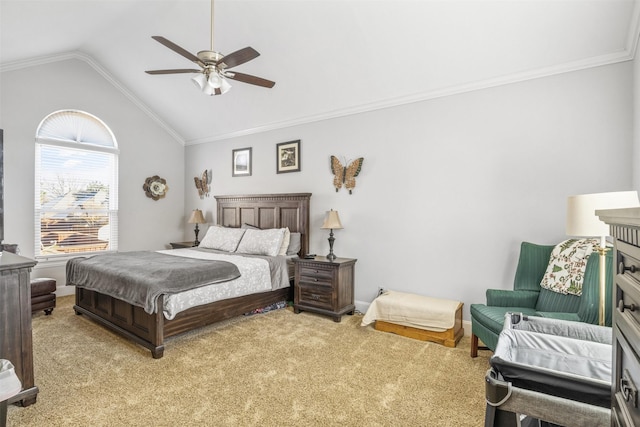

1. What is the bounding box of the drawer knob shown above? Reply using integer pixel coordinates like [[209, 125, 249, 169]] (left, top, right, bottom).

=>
[[618, 300, 637, 313], [621, 369, 638, 408], [619, 262, 638, 274]]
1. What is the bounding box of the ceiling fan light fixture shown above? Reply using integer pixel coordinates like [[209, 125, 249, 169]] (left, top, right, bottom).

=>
[[207, 72, 223, 88], [202, 82, 217, 96], [219, 77, 232, 94], [191, 73, 207, 90], [208, 72, 232, 94]]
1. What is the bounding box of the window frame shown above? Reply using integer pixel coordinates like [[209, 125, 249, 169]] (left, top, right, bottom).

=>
[[34, 110, 119, 261]]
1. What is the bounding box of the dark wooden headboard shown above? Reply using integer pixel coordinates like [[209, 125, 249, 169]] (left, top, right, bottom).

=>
[[214, 193, 311, 257]]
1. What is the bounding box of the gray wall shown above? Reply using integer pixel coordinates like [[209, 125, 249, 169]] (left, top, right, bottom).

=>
[[0, 58, 186, 286], [185, 62, 634, 317], [0, 56, 634, 319]]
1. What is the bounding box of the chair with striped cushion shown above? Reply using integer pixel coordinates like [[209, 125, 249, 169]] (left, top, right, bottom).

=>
[[469, 241, 612, 357]]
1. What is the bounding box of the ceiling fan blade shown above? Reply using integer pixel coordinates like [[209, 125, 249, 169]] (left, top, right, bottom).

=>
[[217, 47, 260, 69], [151, 36, 203, 65], [145, 69, 201, 75], [225, 71, 275, 88]]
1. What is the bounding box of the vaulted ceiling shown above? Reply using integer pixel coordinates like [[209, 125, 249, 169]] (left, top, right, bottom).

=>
[[1, 0, 638, 145]]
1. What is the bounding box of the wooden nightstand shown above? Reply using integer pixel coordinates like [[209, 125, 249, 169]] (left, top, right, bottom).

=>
[[293, 256, 357, 322], [169, 241, 198, 249]]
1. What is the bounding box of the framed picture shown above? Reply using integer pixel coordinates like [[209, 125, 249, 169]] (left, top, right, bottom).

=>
[[232, 147, 252, 177], [276, 140, 301, 174]]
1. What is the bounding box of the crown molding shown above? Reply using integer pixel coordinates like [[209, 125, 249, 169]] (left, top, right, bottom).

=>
[[1, 42, 635, 148], [628, 0, 640, 58], [186, 48, 635, 145], [0, 51, 186, 146]]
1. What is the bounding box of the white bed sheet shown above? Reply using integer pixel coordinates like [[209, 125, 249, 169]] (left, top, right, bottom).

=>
[[157, 248, 274, 320]]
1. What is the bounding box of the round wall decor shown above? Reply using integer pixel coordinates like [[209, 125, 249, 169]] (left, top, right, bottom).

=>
[[143, 175, 168, 201]]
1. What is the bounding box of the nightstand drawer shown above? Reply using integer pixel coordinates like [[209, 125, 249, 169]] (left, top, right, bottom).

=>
[[297, 285, 333, 309], [299, 265, 334, 280], [299, 275, 332, 287]]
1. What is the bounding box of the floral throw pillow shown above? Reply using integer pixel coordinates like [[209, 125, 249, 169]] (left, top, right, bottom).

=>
[[539, 238, 600, 296]]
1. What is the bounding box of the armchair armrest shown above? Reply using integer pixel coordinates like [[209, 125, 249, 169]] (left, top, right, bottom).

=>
[[486, 289, 539, 308]]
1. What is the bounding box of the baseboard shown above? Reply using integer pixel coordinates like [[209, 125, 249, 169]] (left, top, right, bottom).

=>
[[55, 285, 75, 297]]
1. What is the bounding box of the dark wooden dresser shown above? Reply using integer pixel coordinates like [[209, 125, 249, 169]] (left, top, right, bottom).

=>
[[0, 252, 38, 406], [598, 207, 640, 426]]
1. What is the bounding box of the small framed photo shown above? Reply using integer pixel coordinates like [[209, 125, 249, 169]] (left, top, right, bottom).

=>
[[232, 147, 252, 177], [276, 140, 301, 174]]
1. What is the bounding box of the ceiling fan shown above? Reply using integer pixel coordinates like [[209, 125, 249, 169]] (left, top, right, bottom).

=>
[[145, 0, 275, 96]]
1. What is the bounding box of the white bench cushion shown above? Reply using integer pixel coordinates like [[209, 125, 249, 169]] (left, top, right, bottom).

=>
[[361, 290, 460, 332]]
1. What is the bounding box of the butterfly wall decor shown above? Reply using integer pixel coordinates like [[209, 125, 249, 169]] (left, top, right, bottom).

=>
[[194, 169, 210, 199], [330, 155, 364, 194]]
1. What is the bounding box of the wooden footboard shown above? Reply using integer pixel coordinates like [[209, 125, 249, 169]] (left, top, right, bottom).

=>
[[74, 286, 291, 358]]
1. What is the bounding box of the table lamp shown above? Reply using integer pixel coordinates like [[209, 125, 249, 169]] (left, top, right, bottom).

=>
[[321, 209, 343, 261], [566, 191, 640, 325], [187, 209, 206, 246]]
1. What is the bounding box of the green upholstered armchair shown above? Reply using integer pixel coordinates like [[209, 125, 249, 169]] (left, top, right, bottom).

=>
[[469, 241, 612, 357]]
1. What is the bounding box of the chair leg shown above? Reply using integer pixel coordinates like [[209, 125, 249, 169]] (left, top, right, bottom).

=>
[[471, 333, 478, 358]]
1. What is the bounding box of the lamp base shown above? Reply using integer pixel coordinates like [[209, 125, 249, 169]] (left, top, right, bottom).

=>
[[194, 224, 200, 247], [326, 230, 337, 261], [597, 245, 609, 326]]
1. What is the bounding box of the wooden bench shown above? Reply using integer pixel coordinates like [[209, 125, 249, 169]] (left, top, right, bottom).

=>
[[363, 290, 464, 348]]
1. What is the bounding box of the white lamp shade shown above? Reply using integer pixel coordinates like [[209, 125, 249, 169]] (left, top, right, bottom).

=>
[[188, 209, 206, 224], [219, 78, 232, 94], [192, 73, 231, 96], [566, 191, 640, 237], [321, 210, 343, 230], [208, 73, 223, 89], [191, 74, 206, 90]]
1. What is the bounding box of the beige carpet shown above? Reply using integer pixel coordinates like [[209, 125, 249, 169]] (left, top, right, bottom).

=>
[[9, 296, 491, 426]]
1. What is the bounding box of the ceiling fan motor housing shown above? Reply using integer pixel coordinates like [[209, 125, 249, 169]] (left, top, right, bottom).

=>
[[197, 50, 224, 66]]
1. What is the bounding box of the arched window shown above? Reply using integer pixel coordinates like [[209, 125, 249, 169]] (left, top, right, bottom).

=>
[[34, 110, 118, 259]]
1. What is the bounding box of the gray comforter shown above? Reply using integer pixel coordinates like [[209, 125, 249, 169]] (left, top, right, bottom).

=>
[[66, 251, 241, 314]]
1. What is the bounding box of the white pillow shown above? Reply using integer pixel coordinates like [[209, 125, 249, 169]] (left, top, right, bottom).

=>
[[287, 232, 302, 256], [198, 226, 246, 252], [236, 228, 286, 256], [278, 228, 291, 256]]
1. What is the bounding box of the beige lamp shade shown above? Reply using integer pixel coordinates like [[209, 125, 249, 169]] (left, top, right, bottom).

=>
[[321, 210, 343, 230], [188, 209, 206, 224], [566, 191, 640, 237]]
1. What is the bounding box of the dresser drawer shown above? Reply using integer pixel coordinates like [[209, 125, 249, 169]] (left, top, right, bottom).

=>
[[297, 284, 333, 310], [618, 242, 640, 286], [613, 326, 640, 427], [616, 273, 640, 331]]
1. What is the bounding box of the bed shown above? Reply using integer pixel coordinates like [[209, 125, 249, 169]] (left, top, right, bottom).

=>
[[69, 193, 311, 358]]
